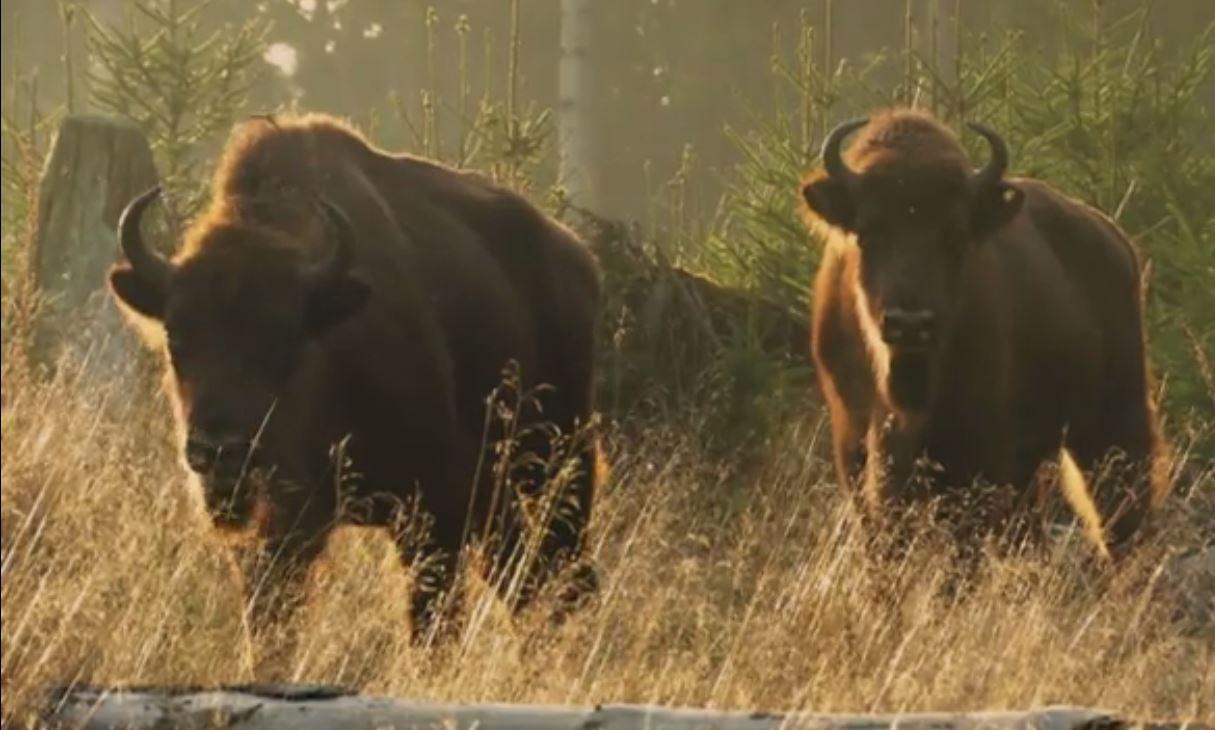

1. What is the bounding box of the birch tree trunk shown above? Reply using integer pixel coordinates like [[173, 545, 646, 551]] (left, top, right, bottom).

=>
[[558, 0, 597, 210]]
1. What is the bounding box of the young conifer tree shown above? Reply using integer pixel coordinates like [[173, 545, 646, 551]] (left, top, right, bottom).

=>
[[85, 0, 268, 222]]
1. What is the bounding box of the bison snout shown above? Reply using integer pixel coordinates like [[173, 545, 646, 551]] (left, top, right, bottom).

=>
[[882, 308, 937, 349]]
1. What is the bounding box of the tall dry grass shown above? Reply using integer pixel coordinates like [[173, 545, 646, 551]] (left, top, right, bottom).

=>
[[1, 343, 1213, 728]]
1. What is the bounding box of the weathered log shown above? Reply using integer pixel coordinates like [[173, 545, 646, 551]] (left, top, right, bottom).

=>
[[578, 209, 808, 365], [31, 114, 160, 374], [42, 685, 1179, 730], [575, 208, 813, 418]]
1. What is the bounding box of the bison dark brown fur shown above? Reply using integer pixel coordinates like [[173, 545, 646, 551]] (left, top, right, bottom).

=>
[[802, 109, 1168, 556], [109, 114, 603, 641]]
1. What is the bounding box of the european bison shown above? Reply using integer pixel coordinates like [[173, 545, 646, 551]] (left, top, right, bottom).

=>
[[108, 114, 603, 641], [802, 109, 1167, 556]]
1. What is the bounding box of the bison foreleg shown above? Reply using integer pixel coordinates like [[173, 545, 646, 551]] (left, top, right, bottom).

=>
[[820, 372, 871, 506], [405, 541, 463, 646], [397, 502, 466, 646], [519, 442, 602, 621], [862, 413, 940, 556], [1069, 397, 1167, 559], [235, 526, 330, 677], [1077, 448, 1160, 559], [831, 408, 869, 502], [864, 412, 924, 507], [243, 531, 328, 626], [480, 411, 602, 624]]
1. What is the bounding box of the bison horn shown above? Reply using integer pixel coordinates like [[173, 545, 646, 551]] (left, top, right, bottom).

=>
[[967, 122, 1009, 190], [117, 185, 173, 288], [307, 198, 357, 285], [821, 117, 868, 185]]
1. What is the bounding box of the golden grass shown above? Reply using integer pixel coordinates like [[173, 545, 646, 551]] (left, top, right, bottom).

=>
[[2, 347, 1213, 728]]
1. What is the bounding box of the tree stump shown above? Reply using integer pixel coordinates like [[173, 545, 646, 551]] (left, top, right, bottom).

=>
[[31, 114, 161, 376]]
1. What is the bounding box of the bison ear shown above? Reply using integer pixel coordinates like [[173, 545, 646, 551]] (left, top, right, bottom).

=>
[[973, 181, 1024, 237], [305, 277, 370, 334], [108, 265, 166, 320], [802, 177, 856, 231]]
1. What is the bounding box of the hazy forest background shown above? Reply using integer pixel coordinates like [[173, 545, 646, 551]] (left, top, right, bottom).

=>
[[2, 0, 1214, 725]]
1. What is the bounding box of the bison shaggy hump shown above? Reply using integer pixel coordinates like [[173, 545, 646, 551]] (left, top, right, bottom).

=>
[[108, 113, 604, 644]]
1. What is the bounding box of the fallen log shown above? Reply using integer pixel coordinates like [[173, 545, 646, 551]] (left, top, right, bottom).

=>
[[40, 685, 1205, 730], [576, 209, 808, 366], [572, 208, 814, 419]]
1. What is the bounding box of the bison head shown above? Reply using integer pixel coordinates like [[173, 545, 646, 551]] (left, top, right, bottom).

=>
[[108, 187, 369, 527], [802, 113, 1024, 411]]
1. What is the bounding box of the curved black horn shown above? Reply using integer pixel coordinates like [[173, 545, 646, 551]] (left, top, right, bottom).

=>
[[117, 185, 172, 287], [821, 117, 868, 184], [967, 122, 1009, 189], [306, 198, 356, 285]]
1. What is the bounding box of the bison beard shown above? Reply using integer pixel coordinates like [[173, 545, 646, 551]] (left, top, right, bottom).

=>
[[108, 114, 604, 652], [804, 109, 1168, 559]]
